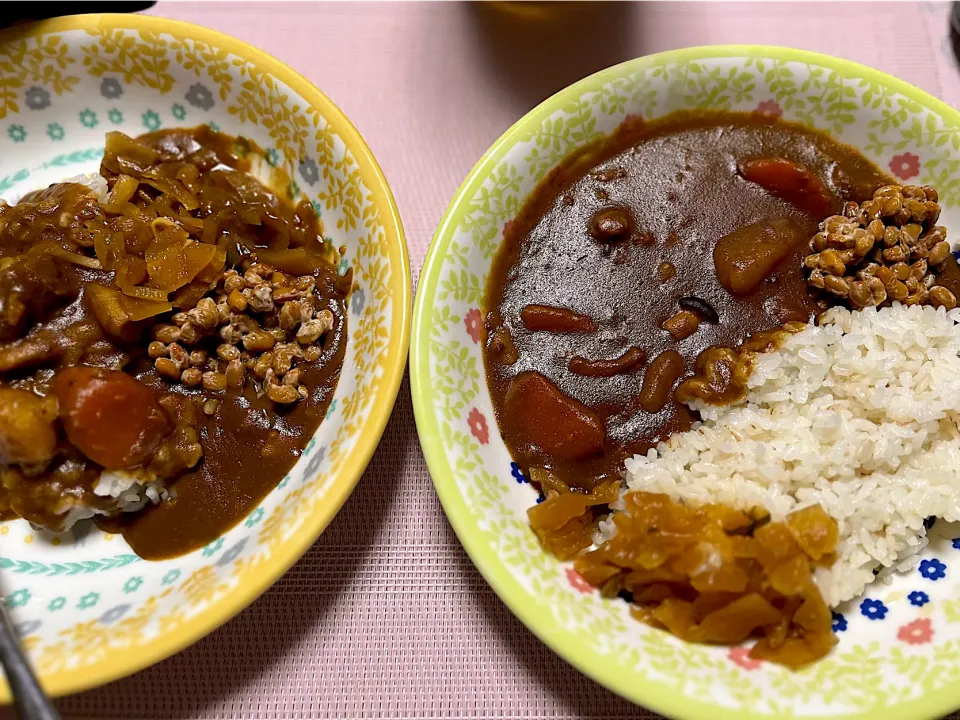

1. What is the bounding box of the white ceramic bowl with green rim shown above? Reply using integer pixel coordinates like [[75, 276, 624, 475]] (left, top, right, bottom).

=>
[[411, 46, 960, 720], [0, 14, 410, 699]]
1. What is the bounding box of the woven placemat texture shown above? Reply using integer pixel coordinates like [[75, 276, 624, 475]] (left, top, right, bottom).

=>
[[2, 2, 958, 718]]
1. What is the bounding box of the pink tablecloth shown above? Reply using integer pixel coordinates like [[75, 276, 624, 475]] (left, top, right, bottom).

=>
[[27, 2, 960, 718]]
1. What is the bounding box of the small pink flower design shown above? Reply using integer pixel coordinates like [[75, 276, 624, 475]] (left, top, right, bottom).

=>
[[502, 220, 514, 238], [728, 646, 763, 671], [889, 152, 920, 180], [464, 308, 482, 344], [754, 100, 783, 117], [566, 567, 594, 594], [467, 407, 489, 445], [623, 113, 643, 126], [897, 617, 933, 645]]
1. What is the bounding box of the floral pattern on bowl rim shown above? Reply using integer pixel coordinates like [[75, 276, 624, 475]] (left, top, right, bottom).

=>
[[411, 46, 960, 720], [0, 14, 410, 699]]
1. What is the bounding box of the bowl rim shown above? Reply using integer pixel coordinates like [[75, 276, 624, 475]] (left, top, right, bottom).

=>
[[411, 45, 960, 720], [0, 12, 411, 701]]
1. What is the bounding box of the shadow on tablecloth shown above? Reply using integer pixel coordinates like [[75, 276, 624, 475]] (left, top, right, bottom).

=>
[[465, 2, 639, 113], [949, 2, 960, 72]]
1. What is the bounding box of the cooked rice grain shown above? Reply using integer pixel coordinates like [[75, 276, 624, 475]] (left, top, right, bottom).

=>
[[623, 303, 960, 606], [63, 173, 109, 203], [45, 469, 168, 533]]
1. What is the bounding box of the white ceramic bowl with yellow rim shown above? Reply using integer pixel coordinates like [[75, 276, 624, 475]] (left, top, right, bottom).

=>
[[0, 13, 410, 699], [412, 47, 960, 719]]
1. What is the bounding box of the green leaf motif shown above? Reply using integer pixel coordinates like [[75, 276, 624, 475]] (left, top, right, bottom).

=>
[[457, 164, 521, 261], [0, 554, 140, 576], [437, 266, 483, 306], [922, 157, 960, 209], [943, 597, 960, 624], [0, 167, 28, 192], [39, 146, 104, 169]]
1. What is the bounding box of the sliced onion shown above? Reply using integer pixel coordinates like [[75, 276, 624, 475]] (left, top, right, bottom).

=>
[[121, 285, 168, 302], [47, 247, 102, 270], [106, 175, 139, 207]]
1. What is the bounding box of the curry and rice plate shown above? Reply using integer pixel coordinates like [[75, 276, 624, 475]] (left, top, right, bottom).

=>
[[481, 108, 960, 668], [0, 126, 349, 559]]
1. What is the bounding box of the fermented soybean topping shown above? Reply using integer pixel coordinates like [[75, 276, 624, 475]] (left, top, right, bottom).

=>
[[0, 126, 349, 558], [483, 110, 892, 487]]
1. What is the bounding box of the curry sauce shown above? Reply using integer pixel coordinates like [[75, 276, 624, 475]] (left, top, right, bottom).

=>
[[483, 110, 892, 486], [0, 127, 348, 559]]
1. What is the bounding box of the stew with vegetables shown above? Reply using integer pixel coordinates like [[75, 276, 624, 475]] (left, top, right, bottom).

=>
[[0, 126, 349, 559], [483, 110, 892, 488], [480, 109, 934, 668]]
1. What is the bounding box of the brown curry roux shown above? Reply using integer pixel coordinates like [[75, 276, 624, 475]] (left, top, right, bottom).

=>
[[483, 111, 893, 486]]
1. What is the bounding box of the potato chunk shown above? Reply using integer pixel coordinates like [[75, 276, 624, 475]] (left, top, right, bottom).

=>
[[0, 388, 57, 466]]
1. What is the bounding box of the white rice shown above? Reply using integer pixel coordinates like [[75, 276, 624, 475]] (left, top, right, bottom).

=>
[[94, 469, 169, 509], [622, 302, 960, 606], [63, 173, 108, 202], [46, 469, 169, 533], [13, 173, 109, 206], [12, 171, 161, 534]]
